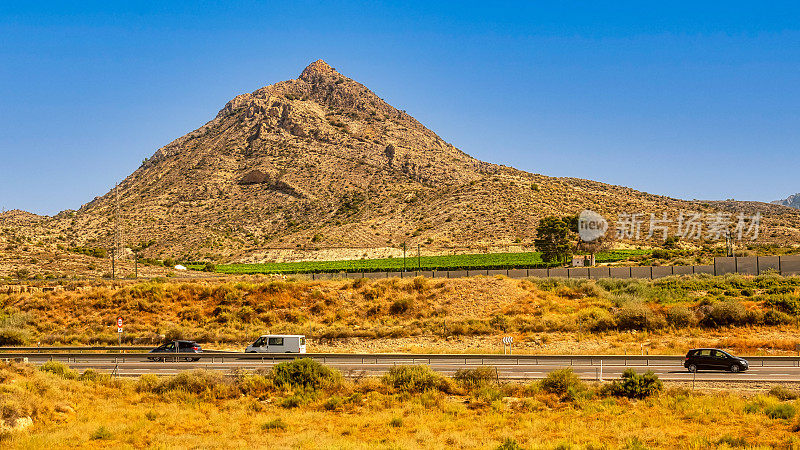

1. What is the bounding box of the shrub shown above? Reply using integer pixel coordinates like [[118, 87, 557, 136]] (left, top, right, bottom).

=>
[[577, 307, 616, 331], [39, 360, 77, 380], [389, 417, 403, 427], [453, 366, 497, 390], [271, 358, 341, 390], [665, 306, 694, 328], [608, 369, 662, 399], [496, 438, 524, 450], [157, 370, 234, 397], [540, 368, 583, 397], [701, 300, 748, 327], [90, 426, 113, 440], [763, 310, 793, 326], [764, 294, 800, 315], [202, 262, 216, 272], [136, 374, 160, 392], [615, 303, 664, 330], [262, 418, 287, 431], [383, 365, 451, 393], [279, 391, 316, 408], [323, 395, 344, 411], [389, 298, 413, 315], [79, 369, 100, 382], [0, 328, 28, 346], [765, 403, 796, 420], [768, 386, 799, 401]]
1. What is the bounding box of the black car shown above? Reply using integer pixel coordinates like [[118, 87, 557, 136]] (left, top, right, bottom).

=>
[[147, 340, 202, 362], [684, 348, 748, 373]]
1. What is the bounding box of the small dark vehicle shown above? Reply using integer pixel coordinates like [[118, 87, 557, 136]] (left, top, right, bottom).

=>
[[684, 348, 748, 373], [147, 340, 202, 362]]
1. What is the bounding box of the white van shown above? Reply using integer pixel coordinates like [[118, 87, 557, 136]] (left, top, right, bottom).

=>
[[245, 335, 307, 353]]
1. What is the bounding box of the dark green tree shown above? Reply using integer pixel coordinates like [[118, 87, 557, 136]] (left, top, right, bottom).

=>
[[534, 216, 573, 263]]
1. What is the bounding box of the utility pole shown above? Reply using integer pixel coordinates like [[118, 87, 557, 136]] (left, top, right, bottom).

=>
[[417, 243, 421, 271], [110, 183, 122, 280], [402, 243, 406, 273]]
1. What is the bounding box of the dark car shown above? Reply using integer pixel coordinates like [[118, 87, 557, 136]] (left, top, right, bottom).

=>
[[684, 348, 748, 373], [147, 340, 202, 362]]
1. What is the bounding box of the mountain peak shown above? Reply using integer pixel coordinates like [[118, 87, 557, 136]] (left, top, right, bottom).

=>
[[299, 59, 337, 80]]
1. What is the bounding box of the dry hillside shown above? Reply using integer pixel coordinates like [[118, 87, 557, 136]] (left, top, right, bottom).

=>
[[3, 60, 800, 265]]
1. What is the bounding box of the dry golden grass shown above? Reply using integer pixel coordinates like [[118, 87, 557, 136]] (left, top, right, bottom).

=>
[[2, 361, 800, 449]]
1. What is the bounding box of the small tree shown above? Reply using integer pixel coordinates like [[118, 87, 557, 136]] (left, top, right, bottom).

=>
[[534, 216, 573, 263]]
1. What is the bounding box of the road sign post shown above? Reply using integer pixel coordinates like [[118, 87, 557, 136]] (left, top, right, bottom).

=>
[[117, 317, 123, 346], [502, 336, 513, 355]]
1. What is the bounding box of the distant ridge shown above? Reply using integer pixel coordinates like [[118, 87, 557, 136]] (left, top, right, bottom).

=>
[[772, 194, 800, 209]]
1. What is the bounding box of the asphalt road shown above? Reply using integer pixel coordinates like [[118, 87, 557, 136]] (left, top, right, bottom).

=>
[[10, 353, 800, 382]]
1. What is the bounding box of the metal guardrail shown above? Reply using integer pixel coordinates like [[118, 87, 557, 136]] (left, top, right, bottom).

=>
[[3, 351, 800, 368]]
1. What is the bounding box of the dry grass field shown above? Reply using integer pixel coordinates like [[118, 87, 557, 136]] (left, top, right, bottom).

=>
[[1, 273, 800, 357], [2, 360, 800, 449]]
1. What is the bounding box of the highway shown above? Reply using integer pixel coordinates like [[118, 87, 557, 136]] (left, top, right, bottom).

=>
[[3, 351, 800, 382]]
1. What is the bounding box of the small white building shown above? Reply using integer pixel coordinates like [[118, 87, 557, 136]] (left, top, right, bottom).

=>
[[572, 255, 595, 267]]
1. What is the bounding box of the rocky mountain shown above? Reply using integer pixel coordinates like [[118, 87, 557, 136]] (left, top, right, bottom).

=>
[[772, 194, 800, 209], [3, 60, 800, 264]]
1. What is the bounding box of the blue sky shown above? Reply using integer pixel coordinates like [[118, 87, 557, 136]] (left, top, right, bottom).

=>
[[1, 2, 799, 215]]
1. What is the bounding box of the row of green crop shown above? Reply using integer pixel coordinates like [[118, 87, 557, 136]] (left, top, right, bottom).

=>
[[187, 249, 650, 275]]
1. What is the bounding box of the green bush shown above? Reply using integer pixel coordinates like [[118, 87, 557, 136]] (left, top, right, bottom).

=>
[[608, 369, 662, 399], [496, 438, 524, 450], [615, 303, 664, 330], [540, 368, 583, 396], [39, 360, 77, 380], [0, 328, 28, 346], [764, 294, 800, 315], [136, 374, 160, 392], [90, 425, 112, 440], [765, 403, 796, 420], [665, 306, 694, 328], [383, 365, 451, 393], [262, 418, 287, 431], [79, 369, 101, 382], [763, 310, 793, 326], [202, 262, 217, 272], [453, 366, 497, 390], [701, 300, 749, 327], [157, 369, 234, 397], [768, 386, 799, 401], [270, 358, 341, 390]]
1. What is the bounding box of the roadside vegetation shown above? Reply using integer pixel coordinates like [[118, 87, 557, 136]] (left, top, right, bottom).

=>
[[2, 360, 800, 448], [1, 273, 800, 355]]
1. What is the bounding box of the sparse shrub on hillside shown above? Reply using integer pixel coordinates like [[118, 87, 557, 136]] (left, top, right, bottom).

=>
[[453, 366, 497, 390], [701, 300, 748, 327], [540, 368, 583, 398], [666, 306, 695, 328], [39, 361, 77, 380], [607, 369, 662, 399], [156, 369, 236, 398], [764, 294, 800, 315], [763, 310, 793, 326], [270, 358, 341, 391], [765, 403, 796, 420], [615, 303, 665, 330], [769, 385, 800, 401], [577, 307, 616, 331], [383, 365, 452, 393], [411, 276, 428, 291], [262, 418, 287, 431], [389, 297, 413, 315], [0, 327, 28, 346]]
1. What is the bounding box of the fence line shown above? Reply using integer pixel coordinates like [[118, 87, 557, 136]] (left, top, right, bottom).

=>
[[306, 255, 800, 281]]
